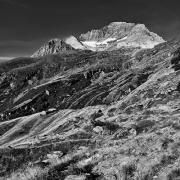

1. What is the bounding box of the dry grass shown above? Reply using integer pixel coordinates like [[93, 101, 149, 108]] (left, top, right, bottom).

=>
[[5, 166, 48, 180]]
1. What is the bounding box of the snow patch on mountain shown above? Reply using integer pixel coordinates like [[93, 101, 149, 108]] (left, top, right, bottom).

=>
[[65, 36, 85, 50], [81, 38, 117, 51], [98, 37, 117, 44]]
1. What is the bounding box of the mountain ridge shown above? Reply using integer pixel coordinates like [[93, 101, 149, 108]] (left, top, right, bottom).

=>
[[2, 22, 180, 180], [32, 22, 165, 57]]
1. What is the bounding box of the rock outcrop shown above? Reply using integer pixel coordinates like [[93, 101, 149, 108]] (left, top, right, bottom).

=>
[[32, 39, 75, 58]]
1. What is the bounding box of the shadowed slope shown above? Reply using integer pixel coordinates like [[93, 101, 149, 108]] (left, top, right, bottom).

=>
[[1, 40, 180, 179]]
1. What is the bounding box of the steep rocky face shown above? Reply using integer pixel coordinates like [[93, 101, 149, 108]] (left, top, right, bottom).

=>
[[32, 39, 75, 58], [121, 24, 165, 48], [79, 22, 135, 41], [80, 22, 165, 51], [32, 22, 165, 57]]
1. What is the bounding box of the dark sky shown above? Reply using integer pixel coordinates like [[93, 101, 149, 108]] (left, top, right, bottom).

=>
[[0, 0, 180, 58]]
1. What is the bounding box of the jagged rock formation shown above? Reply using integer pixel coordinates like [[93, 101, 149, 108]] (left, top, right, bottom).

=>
[[32, 39, 75, 58], [80, 22, 165, 51], [32, 22, 165, 57], [79, 22, 135, 41]]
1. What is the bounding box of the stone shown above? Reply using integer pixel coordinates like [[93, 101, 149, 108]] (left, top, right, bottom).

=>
[[93, 126, 103, 133], [64, 175, 86, 180]]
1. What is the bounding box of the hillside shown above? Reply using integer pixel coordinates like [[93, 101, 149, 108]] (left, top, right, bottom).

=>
[[0, 23, 180, 180]]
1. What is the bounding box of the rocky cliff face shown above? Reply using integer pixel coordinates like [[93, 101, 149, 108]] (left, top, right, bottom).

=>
[[32, 39, 75, 58], [80, 22, 165, 51], [79, 22, 135, 41], [32, 22, 165, 57]]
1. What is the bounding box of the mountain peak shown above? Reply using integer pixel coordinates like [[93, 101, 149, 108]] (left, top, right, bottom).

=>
[[110, 21, 134, 25], [79, 22, 135, 42], [79, 22, 165, 51], [32, 22, 165, 57], [32, 38, 75, 58], [108, 21, 135, 28]]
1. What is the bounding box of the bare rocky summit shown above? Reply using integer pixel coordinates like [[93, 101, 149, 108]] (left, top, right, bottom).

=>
[[79, 22, 165, 51], [0, 22, 180, 180], [32, 22, 165, 57], [79, 22, 136, 41], [32, 39, 75, 58]]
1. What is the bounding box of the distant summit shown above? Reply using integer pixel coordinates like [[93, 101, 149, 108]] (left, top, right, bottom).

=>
[[32, 39, 74, 58], [32, 22, 165, 57], [79, 22, 165, 51]]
